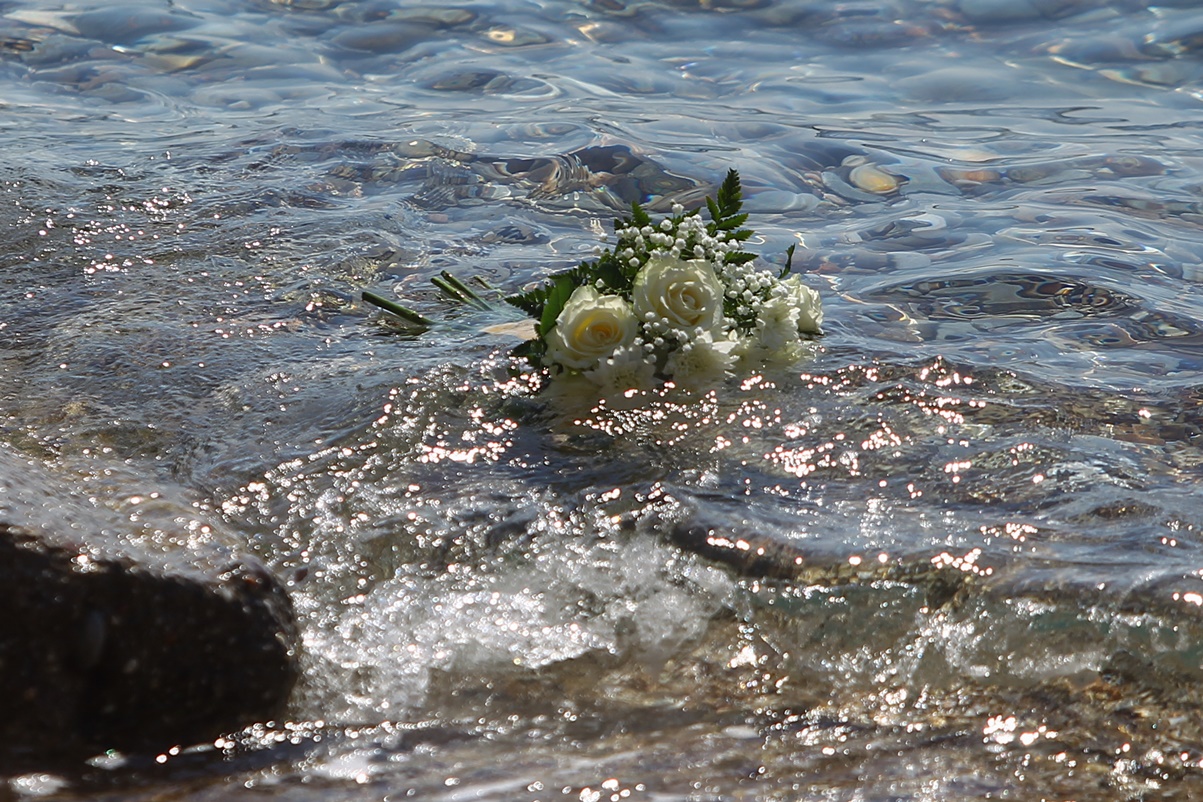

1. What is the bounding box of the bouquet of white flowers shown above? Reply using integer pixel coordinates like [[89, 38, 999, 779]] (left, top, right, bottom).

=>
[[364, 170, 822, 395]]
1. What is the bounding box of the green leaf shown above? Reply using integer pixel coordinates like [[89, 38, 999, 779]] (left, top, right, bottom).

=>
[[583, 253, 625, 294], [538, 273, 578, 338], [714, 168, 743, 220], [509, 337, 546, 368], [629, 200, 651, 228], [705, 169, 754, 246], [716, 212, 749, 231], [505, 285, 545, 318], [781, 244, 796, 278]]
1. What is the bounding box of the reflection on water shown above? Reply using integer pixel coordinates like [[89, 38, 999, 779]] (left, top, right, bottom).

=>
[[6, 0, 1203, 798]]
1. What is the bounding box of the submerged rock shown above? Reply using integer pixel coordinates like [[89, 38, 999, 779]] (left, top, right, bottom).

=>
[[0, 522, 299, 771]]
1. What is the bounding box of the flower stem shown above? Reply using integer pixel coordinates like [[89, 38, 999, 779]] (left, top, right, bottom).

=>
[[438, 271, 492, 310], [361, 290, 433, 327]]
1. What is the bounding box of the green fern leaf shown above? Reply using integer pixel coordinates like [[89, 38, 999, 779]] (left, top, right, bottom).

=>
[[716, 212, 749, 231], [629, 200, 651, 228], [714, 169, 743, 220], [505, 286, 547, 318], [725, 251, 757, 266]]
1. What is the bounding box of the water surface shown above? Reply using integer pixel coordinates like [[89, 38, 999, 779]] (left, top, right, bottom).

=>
[[5, 0, 1203, 799]]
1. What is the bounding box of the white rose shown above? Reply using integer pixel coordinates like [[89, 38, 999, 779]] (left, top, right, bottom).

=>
[[782, 274, 823, 335], [544, 286, 638, 371], [632, 254, 726, 333], [664, 330, 737, 391]]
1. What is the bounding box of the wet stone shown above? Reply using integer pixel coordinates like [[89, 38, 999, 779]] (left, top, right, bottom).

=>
[[266, 0, 340, 9], [425, 68, 511, 92], [0, 523, 299, 771], [387, 7, 477, 26], [329, 22, 435, 54], [956, 0, 1081, 24], [71, 6, 201, 46], [895, 65, 1024, 102], [849, 161, 903, 194], [481, 25, 553, 47], [0, 35, 35, 54], [15, 34, 102, 67]]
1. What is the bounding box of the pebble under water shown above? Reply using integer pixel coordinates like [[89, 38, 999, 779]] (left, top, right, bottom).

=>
[[5, 0, 1203, 799]]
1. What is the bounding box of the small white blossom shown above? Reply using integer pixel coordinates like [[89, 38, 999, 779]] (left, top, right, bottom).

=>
[[584, 343, 657, 395], [781, 274, 824, 334], [754, 295, 803, 357], [665, 330, 738, 391]]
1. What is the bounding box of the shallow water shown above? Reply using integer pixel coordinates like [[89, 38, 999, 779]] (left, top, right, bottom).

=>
[[6, 0, 1203, 798]]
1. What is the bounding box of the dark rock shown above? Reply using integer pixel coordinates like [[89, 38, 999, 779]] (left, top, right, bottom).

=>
[[0, 522, 299, 771]]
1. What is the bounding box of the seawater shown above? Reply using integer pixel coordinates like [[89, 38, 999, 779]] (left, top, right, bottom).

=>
[[4, 0, 1203, 799]]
